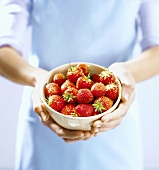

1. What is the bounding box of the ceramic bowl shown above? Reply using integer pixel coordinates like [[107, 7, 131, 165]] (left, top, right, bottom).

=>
[[41, 62, 121, 131]]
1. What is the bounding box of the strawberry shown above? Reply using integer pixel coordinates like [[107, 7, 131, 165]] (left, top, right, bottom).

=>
[[61, 104, 77, 116], [76, 76, 93, 89], [93, 96, 113, 113], [66, 65, 84, 83], [76, 89, 94, 104], [76, 63, 90, 76], [99, 68, 116, 85], [105, 83, 119, 101], [62, 87, 78, 103], [75, 104, 95, 117], [45, 83, 61, 98], [91, 73, 100, 83], [91, 82, 106, 98], [47, 95, 65, 112], [60, 80, 76, 94], [52, 73, 66, 86]]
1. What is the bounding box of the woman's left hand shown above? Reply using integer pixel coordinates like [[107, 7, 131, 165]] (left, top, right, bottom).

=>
[[91, 63, 136, 135]]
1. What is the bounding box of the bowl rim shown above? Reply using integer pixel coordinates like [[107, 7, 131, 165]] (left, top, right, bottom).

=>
[[41, 62, 122, 120]]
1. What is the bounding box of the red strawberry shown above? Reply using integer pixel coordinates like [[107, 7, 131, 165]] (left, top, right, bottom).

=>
[[75, 104, 95, 117], [91, 73, 100, 83], [52, 73, 66, 86], [99, 68, 116, 85], [66, 65, 84, 83], [91, 82, 106, 98], [93, 96, 113, 113], [60, 80, 76, 94], [62, 87, 78, 103], [47, 95, 65, 112], [105, 83, 119, 101], [45, 83, 61, 98], [76, 63, 90, 76], [61, 104, 77, 116], [76, 76, 93, 89], [76, 89, 94, 104]]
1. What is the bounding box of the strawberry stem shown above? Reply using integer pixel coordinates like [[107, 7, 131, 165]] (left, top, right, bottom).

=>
[[62, 92, 75, 102], [92, 101, 105, 113]]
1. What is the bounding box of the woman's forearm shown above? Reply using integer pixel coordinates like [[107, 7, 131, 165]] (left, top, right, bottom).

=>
[[1, 46, 159, 86], [0, 46, 39, 87], [122, 46, 159, 83]]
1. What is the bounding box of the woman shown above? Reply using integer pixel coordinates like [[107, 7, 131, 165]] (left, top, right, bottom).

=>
[[0, 0, 159, 169]]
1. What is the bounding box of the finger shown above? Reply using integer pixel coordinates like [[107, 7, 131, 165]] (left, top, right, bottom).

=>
[[83, 136, 92, 140], [83, 131, 91, 138], [92, 118, 122, 134], [101, 90, 135, 122], [34, 103, 50, 122], [101, 118, 122, 129], [101, 102, 126, 122], [40, 104, 50, 121], [32, 88, 50, 121], [91, 127, 99, 134], [32, 86, 50, 122], [47, 121, 84, 139], [98, 127, 114, 132], [93, 126, 118, 133], [37, 107, 84, 139], [91, 127, 111, 134], [92, 120, 102, 128], [121, 84, 135, 103], [93, 133, 99, 137], [64, 134, 93, 143], [32, 86, 41, 114], [63, 137, 86, 143]]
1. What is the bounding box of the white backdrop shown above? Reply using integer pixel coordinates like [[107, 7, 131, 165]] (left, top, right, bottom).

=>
[[0, 74, 159, 170]]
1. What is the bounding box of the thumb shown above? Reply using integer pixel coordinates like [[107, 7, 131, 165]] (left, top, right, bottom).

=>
[[32, 87, 50, 122]]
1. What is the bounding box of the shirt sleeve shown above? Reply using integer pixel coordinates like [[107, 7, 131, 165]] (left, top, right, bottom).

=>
[[0, 0, 32, 55], [139, 0, 159, 51]]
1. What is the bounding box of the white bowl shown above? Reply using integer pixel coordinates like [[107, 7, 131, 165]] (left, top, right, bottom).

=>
[[41, 62, 121, 131]]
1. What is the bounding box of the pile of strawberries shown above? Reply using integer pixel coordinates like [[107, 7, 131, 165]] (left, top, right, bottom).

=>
[[45, 63, 119, 117]]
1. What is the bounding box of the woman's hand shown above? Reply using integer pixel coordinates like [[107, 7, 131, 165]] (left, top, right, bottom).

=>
[[91, 63, 136, 135], [31, 68, 91, 143]]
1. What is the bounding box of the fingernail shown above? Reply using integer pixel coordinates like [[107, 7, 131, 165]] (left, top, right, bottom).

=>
[[104, 119, 109, 123], [102, 118, 109, 123], [96, 124, 102, 128], [124, 93, 129, 101], [93, 133, 98, 137], [94, 128, 99, 133], [41, 112, 49, 121]]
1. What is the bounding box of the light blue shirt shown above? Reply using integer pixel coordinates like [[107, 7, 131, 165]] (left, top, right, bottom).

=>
[[0, 0, 159, 170]]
